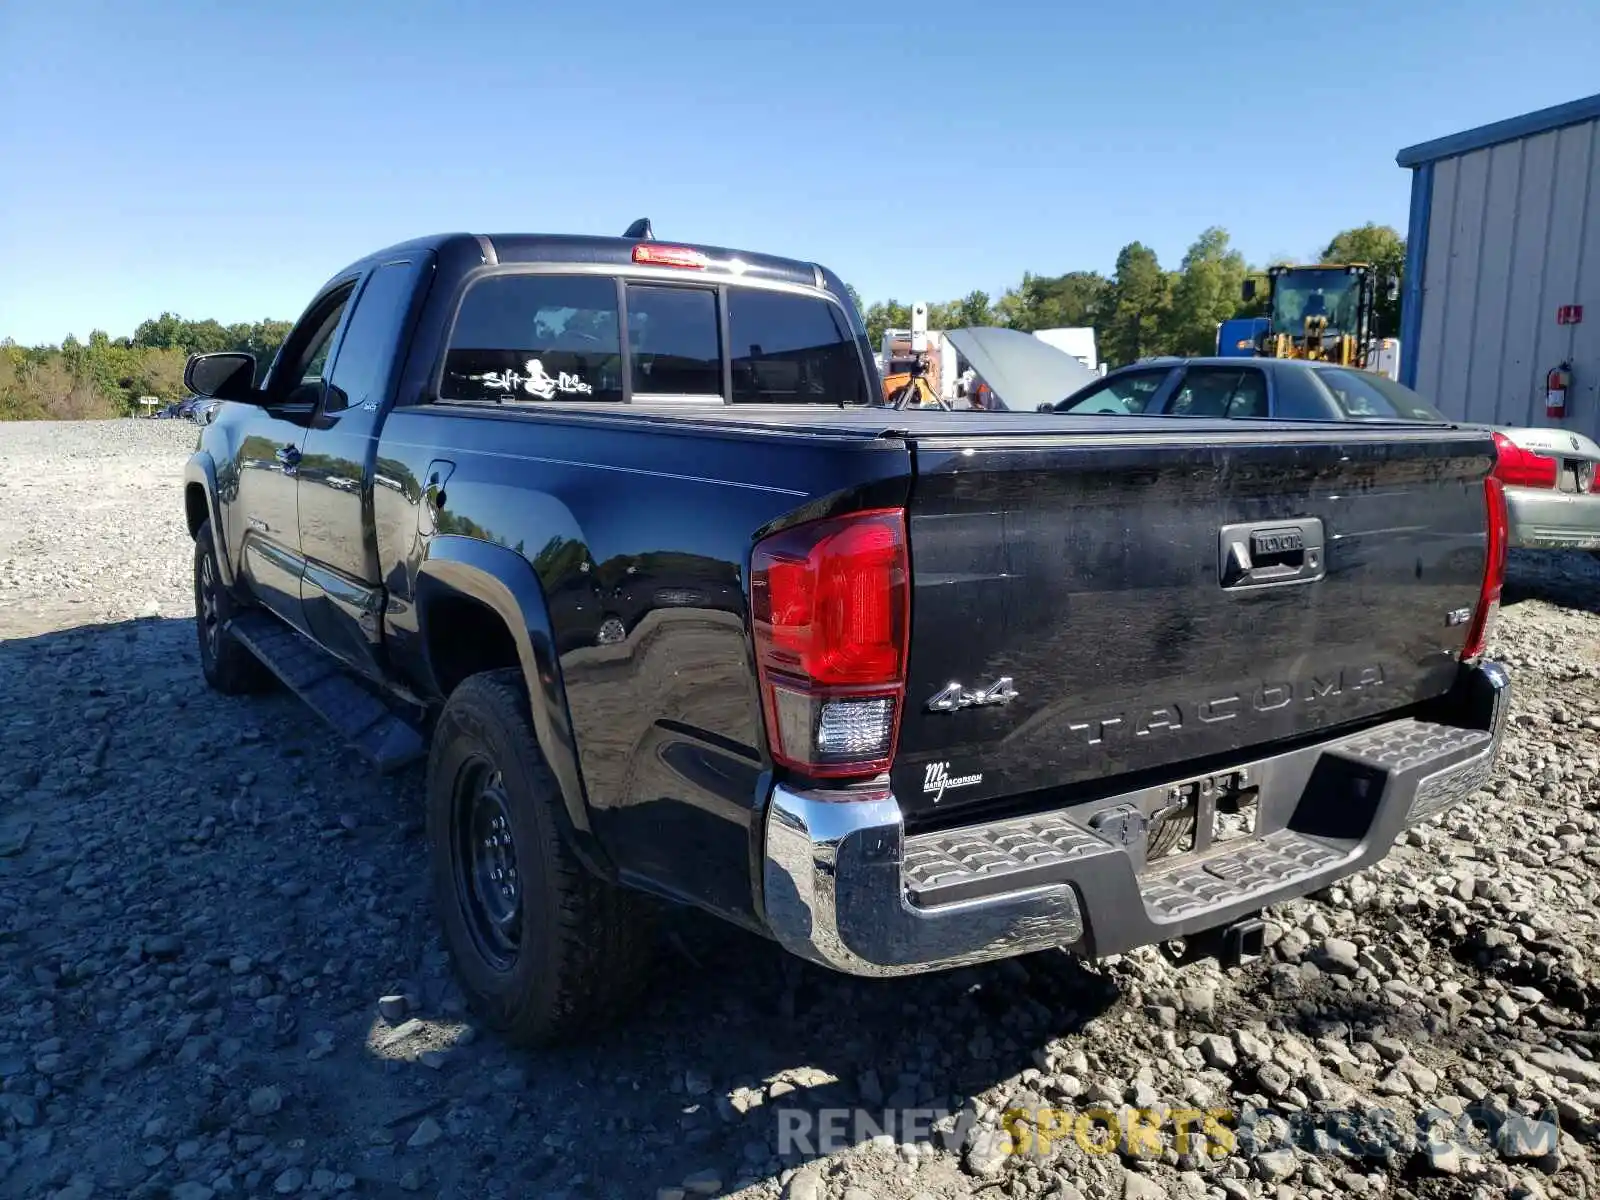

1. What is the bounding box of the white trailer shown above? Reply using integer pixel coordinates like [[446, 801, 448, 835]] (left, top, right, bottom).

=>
[[1033, 327, 1102, 375]]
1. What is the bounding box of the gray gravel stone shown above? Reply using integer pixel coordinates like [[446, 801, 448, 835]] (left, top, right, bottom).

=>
[[683, 1167, 723, 1194], [1254, 1148, 1299, 1183], [406, 1117, 443, 1149], [247, 1085, 283, 1116], [1200, 1034, 1237, 1070], [1529, 1050, 1600, 1087], [1424, 1141, 1463, 1174], [1319, 938, 1361, 975]]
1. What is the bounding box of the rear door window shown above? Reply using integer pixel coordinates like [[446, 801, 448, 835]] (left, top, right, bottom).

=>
[[324, 260, 421, 413], [727, 290, 867, 404], [626, 285, 721, 397], [441, 274, 623, 403]]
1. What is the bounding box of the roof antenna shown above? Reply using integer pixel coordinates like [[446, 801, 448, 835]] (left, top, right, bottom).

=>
[[622, 218, 653, 240]]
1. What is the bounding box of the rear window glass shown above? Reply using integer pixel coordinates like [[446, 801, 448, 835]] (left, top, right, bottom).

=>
[[728, 290, 868, 404], [1315, 368, 1446, 422], [438, 274, 868, 406], [627, 285, 721, 396], [441, 275, 623, 403], [1167, 367, 1267, 418]]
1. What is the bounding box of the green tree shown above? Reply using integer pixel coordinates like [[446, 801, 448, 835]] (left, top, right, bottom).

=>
[[1166, 227, 1249, 356], [924, 300, 959, 331], [1103, 243, 1173, 366], [1322, 224, 1406, 337], [862, 300, 911, 349], [919, 291, 994, 331], [995, 271, 1109, 333], [962, 290, 991, 326]]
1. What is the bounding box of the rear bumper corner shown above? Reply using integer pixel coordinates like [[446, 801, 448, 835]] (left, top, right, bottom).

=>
[[761, 660, 1510, 976]]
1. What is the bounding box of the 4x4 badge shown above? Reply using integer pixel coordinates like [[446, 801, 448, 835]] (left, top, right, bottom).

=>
[[926, 677, 1018, 713]]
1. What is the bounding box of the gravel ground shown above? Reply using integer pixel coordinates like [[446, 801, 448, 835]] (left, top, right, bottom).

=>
[[1, 418, 1598, 1200]]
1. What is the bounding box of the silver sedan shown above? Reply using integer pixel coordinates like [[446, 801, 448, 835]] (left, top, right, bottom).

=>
[[1490, 427, 1600, 552]]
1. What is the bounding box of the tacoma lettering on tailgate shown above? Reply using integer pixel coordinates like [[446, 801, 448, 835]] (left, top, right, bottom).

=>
[[1067, 665, 1387, 746]]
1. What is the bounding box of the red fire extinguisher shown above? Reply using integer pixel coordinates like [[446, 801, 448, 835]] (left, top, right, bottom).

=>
[[1546, 361, 1571, 418]]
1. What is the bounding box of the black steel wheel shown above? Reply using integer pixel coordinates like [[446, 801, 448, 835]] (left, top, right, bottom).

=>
[[426, 669, 653, 1045], [451, 760, 523, 970], [192, 520, 271, 695]]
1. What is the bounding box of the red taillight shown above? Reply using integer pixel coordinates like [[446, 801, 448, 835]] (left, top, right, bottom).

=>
[[631, 243, 708, 270], [1461, 477, 1508, 661], [751, 508, 909, 777], [1491, 431, 1558, 489]]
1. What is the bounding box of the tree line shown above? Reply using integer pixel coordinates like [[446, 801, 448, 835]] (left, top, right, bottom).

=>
[[851, 223, 1405, 366], [0, 315, 292, 421], [1, 222, 1403, 421]]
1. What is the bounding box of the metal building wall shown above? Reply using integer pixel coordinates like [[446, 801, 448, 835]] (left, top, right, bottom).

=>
[[1404, 113, 1600, 441]]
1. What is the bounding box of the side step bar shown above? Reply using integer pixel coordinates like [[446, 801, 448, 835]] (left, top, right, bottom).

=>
[[227, 611, 426, 773]]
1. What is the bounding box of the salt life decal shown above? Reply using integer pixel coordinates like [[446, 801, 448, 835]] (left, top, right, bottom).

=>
[[475, 358, 593, 399]]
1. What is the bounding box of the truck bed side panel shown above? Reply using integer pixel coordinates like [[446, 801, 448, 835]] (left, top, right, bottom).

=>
[[374, 405, 910, 924]]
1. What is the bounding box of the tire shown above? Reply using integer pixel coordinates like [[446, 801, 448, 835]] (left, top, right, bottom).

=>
[[193, 520, 272, 695], [426, 669, 652, 1044]]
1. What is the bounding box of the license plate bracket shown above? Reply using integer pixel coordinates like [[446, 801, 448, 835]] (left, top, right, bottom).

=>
[[1145, 767, 1261, 867]]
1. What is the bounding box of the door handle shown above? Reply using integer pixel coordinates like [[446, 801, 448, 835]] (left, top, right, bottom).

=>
[[275, 445, 301, 469], [1218, 518, 1325, 591]]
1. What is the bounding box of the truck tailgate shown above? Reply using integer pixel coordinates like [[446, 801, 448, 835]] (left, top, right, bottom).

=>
[[892, 425, 1495, 824]]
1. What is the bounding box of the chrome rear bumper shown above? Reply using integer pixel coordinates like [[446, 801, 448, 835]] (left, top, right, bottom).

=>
[[1505, 485, 1600, 550], [761, 661, 1510, 977]]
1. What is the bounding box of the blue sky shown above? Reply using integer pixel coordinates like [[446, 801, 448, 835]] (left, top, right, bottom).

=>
[[2, 0, 1596, 345]]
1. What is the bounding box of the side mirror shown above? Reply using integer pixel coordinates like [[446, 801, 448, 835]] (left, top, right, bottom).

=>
[[1037, 402, 1056, 413], [184, 352, 257, 402], [1241, 279, 1257, 302]]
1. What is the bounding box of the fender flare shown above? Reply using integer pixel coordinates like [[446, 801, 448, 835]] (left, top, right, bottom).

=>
[[183, 452, 233, 587], [415, 536, 608, 870]]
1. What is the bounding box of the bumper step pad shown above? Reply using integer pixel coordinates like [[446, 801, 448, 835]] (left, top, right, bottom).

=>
[[1334, 718, 1492, 771], [228, 611, 425, 772], [904, 812, 1109, 908], [1139, 830, 1346, 921]]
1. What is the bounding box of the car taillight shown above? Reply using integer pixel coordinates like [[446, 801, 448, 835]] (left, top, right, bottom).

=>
[[751, 508, 909, 777], [1461, 477, 1508, 661], [1491, 431, 1558, 489], [632, 243, 708, 270], [1578, 459, 1599, 493]]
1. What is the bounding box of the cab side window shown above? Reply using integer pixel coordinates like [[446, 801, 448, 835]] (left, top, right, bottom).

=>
[[267, 286, 355, 404]]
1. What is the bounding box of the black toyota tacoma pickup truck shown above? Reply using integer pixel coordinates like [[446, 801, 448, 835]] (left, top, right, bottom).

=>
[[181, 228, 1511, 1043]]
